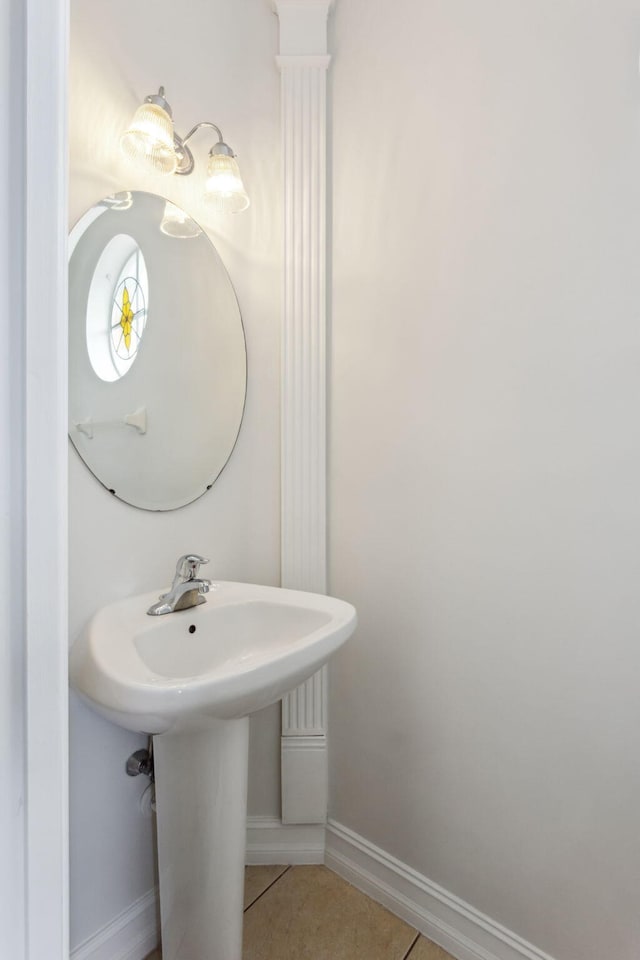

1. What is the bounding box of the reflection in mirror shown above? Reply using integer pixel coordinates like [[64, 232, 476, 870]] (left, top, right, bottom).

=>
[[86, 232, 149, 382], [69, 191, 247, 511], [160, 201, 203, 239]]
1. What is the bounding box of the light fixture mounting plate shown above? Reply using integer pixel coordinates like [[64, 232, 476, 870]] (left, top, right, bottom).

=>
[[173, 135, 194, 176]]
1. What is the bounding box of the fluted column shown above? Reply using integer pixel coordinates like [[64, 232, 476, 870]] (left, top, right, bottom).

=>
[[274, 0, 333, 824]]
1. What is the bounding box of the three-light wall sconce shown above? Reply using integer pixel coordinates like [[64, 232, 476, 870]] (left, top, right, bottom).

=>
[[120, 87, 250, 214]]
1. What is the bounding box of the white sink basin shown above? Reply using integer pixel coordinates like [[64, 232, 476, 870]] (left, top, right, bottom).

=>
[[70, 580, 356, 733]]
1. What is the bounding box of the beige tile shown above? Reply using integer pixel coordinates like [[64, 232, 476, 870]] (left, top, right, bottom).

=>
[[244, 864, 289, 909], [406, 936, 457, 960], [243, 864, 417, 960]]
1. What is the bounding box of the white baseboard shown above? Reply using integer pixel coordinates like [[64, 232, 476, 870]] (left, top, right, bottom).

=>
[[325, 821, 558, 960], [246, 815, 325, 864], [71, 819, 555, 960], [70, 887, 158, 960]]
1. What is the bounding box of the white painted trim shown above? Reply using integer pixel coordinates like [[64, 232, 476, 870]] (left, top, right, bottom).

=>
[[281, 735, 328, 824], [276, 54, 332, 69], [24, 0, 69, 958], [70, 889, 159, 960], [273, 0, 334, 11], [325, 821, 558, 960], [273, 1, 333, 57], [246, 816, 325, 865], [69, 818, 559, 960], [278, 55, 329, 598], [0, 1, 27, 953], [276, 0, 333, 824], [282, 668, 327, 733]]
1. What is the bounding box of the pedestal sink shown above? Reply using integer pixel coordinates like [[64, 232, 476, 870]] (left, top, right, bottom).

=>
[[70, 581, 356, 960]]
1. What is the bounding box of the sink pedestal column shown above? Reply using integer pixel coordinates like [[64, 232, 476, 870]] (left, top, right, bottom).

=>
[[153, 718, 250, 960]]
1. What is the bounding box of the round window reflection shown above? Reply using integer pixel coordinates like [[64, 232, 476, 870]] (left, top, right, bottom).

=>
[[86, 234, 149, 382]]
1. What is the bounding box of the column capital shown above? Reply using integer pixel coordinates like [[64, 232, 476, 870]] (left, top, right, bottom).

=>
[[273, 0, 334, 57], [275, 54, 331, 72]]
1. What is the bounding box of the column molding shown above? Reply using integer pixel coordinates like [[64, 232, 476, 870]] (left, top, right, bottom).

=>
[[274, 0, 333, 824]]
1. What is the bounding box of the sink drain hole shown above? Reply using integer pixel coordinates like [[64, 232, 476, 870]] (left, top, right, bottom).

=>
[[188, 624, 196, 634]]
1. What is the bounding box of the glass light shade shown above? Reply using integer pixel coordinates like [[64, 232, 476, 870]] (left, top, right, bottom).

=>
[[160, 201, 203, 239], [203, 153, 250, 213], [120, 103, 178, 175]]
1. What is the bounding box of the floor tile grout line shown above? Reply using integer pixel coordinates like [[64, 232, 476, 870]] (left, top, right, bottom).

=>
[[399, 930, 421, 960], [244, 864, 292, 913]]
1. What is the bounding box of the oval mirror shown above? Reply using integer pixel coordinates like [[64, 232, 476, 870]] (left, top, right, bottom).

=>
[[68, 191, 247, 511]]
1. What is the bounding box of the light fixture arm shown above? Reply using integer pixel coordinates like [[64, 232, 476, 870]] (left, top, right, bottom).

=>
[[180, 121, 224, 148], [173, 121, 234, 177]]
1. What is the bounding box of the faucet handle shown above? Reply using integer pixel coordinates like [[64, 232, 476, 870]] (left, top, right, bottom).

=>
[[175, 554, 209, 582]]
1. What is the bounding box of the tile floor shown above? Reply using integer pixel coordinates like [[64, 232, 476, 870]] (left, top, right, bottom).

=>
[[145, 864, 455, 959]]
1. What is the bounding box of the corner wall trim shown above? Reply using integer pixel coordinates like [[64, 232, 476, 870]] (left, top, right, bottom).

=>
[[246, 816, 325, 865], [275, 0, 333, 825], [70, 888, 158, 960], [324, 821, 558, 960]]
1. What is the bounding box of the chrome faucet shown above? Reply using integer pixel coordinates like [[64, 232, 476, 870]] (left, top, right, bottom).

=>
[[147, 554, 211, 616]]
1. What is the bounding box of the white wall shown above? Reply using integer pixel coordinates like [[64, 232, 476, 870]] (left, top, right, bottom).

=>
[[69, 0, 282, 948], [329, 3, 640, 960]]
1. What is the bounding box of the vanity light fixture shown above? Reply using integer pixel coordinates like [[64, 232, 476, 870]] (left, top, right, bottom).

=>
[[120, 87, 250, 213]]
